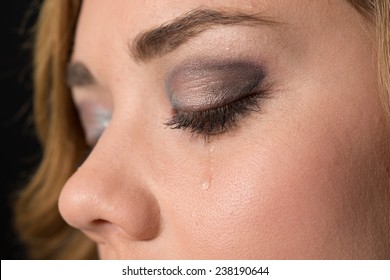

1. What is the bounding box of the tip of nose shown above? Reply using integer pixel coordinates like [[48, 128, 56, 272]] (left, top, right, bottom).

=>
[[58, 173, 162, 242], [58, 178, 93, 230]]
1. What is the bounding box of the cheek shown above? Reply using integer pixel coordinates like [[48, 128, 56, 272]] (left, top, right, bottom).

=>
[[180, 142, 344, 258], [172, 99, 389, 258]]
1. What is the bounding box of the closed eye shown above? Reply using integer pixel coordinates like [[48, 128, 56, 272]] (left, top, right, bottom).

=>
[[165, 87, 271, 138]]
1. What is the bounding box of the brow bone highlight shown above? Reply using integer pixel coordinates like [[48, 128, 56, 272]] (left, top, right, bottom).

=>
[[131, 9, 277, 62]]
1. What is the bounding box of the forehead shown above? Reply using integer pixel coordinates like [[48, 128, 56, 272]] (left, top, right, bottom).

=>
[[73, 0, 335, 56], [71, 0, 354, 88]]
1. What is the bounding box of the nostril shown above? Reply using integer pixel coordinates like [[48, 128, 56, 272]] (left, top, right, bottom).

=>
[[89, 215, 160, 242], [92, 219, 108, 225]]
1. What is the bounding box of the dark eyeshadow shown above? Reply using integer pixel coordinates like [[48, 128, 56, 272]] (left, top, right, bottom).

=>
[[166, 59, 266, 111]]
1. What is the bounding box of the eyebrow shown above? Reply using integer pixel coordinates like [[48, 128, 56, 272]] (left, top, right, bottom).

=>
[[66, 62, 95, 87], [131, 8, 279, 62], [67, 8, 278, 87]]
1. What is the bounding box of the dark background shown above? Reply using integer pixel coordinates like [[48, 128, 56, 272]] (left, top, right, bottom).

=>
[[1, 1, 42, 259]]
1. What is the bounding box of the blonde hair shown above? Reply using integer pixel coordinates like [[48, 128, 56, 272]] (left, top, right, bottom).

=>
[[14, 0, 390, 259], [349, 0, 390, 121], [15, 0, 96, 259]]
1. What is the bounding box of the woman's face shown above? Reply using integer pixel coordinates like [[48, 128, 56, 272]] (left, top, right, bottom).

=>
[[59, 0, 390, 259]]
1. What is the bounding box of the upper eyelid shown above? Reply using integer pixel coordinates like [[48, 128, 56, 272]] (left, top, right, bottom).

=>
[[166, 59, 266, 110], [165, 91, 268, 137], [74, 101, 112, 147], [169, 78, 262, 111], [166, 58, 266, 80]]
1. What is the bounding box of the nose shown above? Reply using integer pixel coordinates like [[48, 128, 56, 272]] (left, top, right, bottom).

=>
[[58, 128, 161, 243]]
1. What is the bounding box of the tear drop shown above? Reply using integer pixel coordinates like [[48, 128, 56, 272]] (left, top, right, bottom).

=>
[[202, 181, 210, 190]]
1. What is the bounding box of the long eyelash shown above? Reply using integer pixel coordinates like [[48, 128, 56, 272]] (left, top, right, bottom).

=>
[[165, 91, 269, 137]]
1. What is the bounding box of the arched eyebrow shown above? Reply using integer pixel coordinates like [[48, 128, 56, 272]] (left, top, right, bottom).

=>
[[130, 8, 279, 62], [66, 62, 95, 87], [67, 8, 279, 88]]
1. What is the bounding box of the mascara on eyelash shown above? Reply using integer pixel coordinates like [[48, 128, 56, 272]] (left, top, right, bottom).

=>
[[165, 86, 271, 136], [165, 59, 269, 136]]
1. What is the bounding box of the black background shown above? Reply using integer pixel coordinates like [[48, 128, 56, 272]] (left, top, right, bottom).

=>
[[1, 1, 42, 259]]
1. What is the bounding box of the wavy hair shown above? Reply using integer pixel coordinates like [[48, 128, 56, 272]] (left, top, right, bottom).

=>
[[14, 0, 390, 259]]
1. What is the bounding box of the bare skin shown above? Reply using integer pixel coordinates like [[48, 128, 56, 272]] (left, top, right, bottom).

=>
[[59, 0, 390, 259]]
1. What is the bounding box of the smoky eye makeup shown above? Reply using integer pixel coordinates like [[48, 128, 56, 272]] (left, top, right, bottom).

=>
[[165, 59, 270, 136], [167, 60, 266, 111], [75, 102, 112, 147]]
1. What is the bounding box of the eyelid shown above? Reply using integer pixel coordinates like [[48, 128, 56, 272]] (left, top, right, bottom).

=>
[[166, 59, 266, 111], [165, 81, 272, 137], [74, 102, 112, 147]]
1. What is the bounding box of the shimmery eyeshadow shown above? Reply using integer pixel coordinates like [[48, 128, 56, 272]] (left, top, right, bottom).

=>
[[89, 107, 111, 142], [76, 103, 112, 146], [166, 59, 265, 111]]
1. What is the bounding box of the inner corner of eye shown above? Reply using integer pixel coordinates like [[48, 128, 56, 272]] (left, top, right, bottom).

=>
[[169, 106, 179, 115]]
